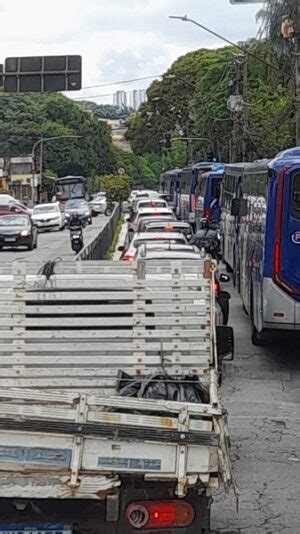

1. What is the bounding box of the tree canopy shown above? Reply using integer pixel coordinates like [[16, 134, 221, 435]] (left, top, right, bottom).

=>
[[126, 36, 295, 164], [0, 93, 117, 177]]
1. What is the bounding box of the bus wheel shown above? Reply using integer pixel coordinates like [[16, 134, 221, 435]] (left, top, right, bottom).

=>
[[250, 292, 265, 346], [225, 262, 233, 274]]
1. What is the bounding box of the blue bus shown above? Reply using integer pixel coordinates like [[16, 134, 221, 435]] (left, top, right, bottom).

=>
[[221, 147, 300, 344], [193, 164, 225, 230], [160, 169, 181, 216], [180, 166, 193, 222]]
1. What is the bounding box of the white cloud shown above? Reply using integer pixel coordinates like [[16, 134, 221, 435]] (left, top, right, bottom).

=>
[[0, 0, 259, 103]]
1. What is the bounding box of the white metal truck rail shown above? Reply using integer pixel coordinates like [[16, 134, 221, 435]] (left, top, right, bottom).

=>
[[0, 260, 232, 498]]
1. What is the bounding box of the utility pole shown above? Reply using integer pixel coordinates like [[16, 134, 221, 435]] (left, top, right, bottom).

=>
[[284, 0, 300, 145], [242, 55, 249, 162], [294, 2, 300, 145]]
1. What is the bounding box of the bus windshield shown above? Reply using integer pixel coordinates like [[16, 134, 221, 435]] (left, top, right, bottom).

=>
[[55, 177, 87, 201]]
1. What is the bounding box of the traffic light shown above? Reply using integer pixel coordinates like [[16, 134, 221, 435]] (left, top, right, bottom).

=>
[[207, 151, 218, 162]]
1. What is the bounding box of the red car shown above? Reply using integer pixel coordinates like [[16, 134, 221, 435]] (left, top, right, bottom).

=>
[[0, 202, 31, 217]]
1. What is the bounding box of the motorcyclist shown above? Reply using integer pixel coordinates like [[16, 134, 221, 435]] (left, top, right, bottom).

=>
[[69, 212, 83, 230]]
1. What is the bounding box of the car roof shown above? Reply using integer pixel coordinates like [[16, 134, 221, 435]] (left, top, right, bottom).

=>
[[145, 221, 191, 228], [34, 203, 59, 208], [134, 232, 186, 240], [139, 250, 201, 259], [136, 207, 173, 215]]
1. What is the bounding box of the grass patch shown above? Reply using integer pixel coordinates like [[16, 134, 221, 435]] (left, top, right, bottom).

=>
[[104, 216, 125, 260]]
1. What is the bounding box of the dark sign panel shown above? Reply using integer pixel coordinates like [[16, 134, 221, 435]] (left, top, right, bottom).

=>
[[0, 64, 3, 88], [4, 55, 82, 92]]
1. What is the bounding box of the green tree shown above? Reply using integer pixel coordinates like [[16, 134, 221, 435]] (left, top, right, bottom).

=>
[[100, 174, 131, 203]]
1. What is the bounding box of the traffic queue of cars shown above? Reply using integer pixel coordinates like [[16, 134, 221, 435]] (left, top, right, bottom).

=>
[[0, 193, 95, 252], [121, 189, 231, 327]]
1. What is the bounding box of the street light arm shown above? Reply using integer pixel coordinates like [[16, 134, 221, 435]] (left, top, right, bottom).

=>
[[31, 135, 83, 159], [169, 15, 284, 77]]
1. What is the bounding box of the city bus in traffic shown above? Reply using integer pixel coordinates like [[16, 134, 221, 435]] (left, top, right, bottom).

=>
[[221, 147, 300, 344], [159, 168, 181, 216], [193, 164, 225, 230], [54, 175, 88, 203]]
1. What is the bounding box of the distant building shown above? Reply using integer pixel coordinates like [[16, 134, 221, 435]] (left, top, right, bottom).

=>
[[9, 156, 38, 205], [113, 90, 128, 109], [129, 89, 147, 111], [0, 158, 9, 192]]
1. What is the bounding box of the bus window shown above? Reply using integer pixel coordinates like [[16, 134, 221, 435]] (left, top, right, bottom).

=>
[[212, 179, 221, 199], [291, 172, 300, 218]]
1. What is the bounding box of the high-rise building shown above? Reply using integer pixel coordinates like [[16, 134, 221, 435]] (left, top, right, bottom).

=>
[[113, 91, 127, 109], [129, 89, 147, 111]]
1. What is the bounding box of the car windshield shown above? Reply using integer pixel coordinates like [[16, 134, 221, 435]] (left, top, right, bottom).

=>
[[33, 205, 59, 214], [138, 201, 166, 208], [0, 216, 29, 226], [65, 200, 87, 209]]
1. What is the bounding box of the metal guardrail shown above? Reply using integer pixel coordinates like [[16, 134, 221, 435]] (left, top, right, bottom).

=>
[[76, 203, 121, 261]]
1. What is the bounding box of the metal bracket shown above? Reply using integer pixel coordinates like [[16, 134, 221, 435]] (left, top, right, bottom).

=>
[[68, 394, 87, 489]]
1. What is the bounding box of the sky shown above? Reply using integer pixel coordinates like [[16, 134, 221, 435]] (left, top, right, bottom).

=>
[[0, 0, 260, 104]]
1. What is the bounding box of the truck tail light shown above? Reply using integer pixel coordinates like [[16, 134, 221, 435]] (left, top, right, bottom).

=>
[[125, 500, 195, 530], [214, 279, 220, 293], [122, 255, 134, 262]]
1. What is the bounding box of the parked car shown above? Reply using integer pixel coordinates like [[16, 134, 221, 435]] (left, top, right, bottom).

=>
[[143, 220, 194, 241], [0, 201, 32, 217], [89, 192, 107, 215], [65, 199, 92, 226], [32, 203, 65, 231], [0, 214, 38, 250], [120, 231, 188, 262]]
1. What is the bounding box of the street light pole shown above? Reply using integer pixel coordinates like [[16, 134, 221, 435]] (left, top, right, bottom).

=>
[[31, 135, 82, 203]]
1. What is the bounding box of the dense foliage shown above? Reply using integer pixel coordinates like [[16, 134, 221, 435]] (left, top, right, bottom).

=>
[[100, 174, 131, 203], [0, 93, 117, 177], [126, 36, 295, 164]]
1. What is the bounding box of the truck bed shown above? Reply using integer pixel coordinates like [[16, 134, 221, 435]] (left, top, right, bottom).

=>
[[0, 260, 232, 498]]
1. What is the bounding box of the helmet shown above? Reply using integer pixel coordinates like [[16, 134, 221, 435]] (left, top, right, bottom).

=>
[[200, 218, 209, 229]]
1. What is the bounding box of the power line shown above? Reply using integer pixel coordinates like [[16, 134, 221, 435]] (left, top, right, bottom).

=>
[[79, 74, 163, 91]]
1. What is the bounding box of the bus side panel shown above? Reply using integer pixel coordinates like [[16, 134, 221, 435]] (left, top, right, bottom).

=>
[[281, 167, 300, 295]]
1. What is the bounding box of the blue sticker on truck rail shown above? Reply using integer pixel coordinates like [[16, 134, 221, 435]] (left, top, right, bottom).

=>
[[0, 446, 71, 466], [98, 457, 161, 470]]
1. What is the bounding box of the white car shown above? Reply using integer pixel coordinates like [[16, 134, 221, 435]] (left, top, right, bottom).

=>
[[129, 207, 175, 234], [32, 203, 65, 231], [135, 198, 168, 212], [121, 231, 188, 261], [89, 192, 107, 215]]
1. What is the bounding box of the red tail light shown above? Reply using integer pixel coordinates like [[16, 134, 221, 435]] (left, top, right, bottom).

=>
[[122, 255, 134, 262], [203, 207, 212, 220], [125, 501, 195, 530], [214, 279, 220, 293]]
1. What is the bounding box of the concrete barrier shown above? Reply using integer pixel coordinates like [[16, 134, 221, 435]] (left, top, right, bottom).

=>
[[76, 203, 121, 261]]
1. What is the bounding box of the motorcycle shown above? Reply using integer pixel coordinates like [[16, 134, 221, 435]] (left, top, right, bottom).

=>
[[191, 219, 221, 260], [70, 226, 84, 253], [105, 202, 114, 217]]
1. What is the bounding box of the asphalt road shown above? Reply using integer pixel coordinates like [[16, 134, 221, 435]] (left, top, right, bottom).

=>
[[212, 284, 300, 534], [0, 214, 107, 263]]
